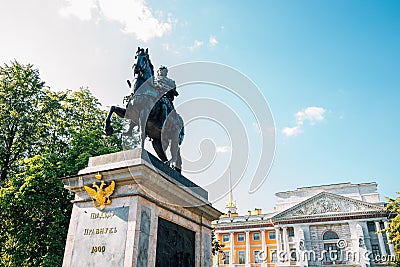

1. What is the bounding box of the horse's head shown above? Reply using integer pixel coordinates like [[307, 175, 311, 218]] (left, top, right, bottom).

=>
[[133, 47, 150, 76]]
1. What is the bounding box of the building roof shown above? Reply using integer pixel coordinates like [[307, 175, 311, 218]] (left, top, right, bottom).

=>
[[213, 184, 389, 229], [273, 191, 387, 225]]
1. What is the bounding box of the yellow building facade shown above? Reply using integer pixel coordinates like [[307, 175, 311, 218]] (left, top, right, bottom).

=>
[[213, 209, 278, 266], [212, 172, 279, 266]]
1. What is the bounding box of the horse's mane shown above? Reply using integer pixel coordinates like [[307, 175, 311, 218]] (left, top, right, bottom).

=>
[[148, 57, 154, 77], [137, 47, 154, 77]]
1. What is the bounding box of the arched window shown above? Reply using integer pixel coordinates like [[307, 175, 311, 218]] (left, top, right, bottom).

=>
[[322, 231, 341, 263], [323, 231, 339, 240]]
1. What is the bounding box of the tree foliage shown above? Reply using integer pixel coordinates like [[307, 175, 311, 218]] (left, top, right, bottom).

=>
[[0, 61, 131, 266], [0, 155, 71, 266], [385, 193, 400, 266], [0, 61, 45, 184], [211, 230, 224, 256]]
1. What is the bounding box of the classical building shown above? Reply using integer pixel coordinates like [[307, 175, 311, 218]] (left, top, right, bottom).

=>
[[213, 182, 395, 267]]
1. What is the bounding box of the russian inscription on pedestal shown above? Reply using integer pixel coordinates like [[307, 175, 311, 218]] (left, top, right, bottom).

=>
[[70, 206, 129, 267]]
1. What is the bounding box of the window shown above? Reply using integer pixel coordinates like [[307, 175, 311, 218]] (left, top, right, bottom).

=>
[[323, 231, 339, 240], [372, 244, 381, 259], [288, 227, 295, 237], [268, 231, 276, 240], [254, 250, 263, 263], [238, 250, 246, 264], [367, 222, 376, 232], [323, 231, 340, 262], [380, 222, 385, 231], [222, 251, 230, 264], [271, 251, 277, 262], [222, 234, 229, 242], [324, 243, 339, 262], [237, 233, 245, 242], [382, 232, 390, 253], [253, 232, 261, 241]]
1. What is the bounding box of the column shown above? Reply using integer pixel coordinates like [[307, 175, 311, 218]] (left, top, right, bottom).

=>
[[230, 231, 235, 267], [361, 222, 372, 252], [296, 228, 304, 265], [245, 230, 251, 266], [275, 227, 282, 252], [282, 227, 289, 255], [354, 223, 365, 267], [261, 229, 267, 267], [384, 221, 396, 256], [261, 229, 267, 257], [375, 221, 387, 256], [349, 222, 361, 258], [275, 227, 282, 266]]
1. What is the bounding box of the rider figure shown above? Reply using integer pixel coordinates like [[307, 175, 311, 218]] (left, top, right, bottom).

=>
[[154, 66, 178, 129], [123, 65, 178, 135]]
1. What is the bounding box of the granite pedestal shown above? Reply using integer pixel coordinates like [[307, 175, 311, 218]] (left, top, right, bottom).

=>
[[61, 148, 222, 267]]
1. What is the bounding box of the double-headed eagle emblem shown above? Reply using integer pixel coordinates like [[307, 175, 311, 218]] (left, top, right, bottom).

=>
[[84, 177, 115, 210]]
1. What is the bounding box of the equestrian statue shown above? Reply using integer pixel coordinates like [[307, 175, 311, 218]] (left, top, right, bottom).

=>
[[104, 47, 184, 173]]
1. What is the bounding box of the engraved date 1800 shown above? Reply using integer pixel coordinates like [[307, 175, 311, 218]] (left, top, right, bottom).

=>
[[91, 245, 105, 253]]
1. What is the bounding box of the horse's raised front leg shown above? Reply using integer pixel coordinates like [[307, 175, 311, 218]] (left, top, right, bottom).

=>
[[104, 106, 127, 136]]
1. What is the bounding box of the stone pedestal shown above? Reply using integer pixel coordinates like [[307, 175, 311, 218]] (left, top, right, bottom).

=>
[[62, 149, 222, 267]]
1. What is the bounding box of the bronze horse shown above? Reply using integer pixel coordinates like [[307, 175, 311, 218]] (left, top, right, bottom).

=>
[[104, 48, 184, 172]]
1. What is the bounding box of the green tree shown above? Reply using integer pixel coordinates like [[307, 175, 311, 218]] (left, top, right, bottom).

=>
[[0, 154, 71, 266], [211, 229, 224, 256], [37, 88, 126, 175], [0, 61, 45, 185], [0, 61, 134, 266], [385, 193, 400, 266]]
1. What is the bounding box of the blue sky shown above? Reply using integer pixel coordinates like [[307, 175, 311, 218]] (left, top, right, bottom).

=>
[[1, 0, 399, 213]]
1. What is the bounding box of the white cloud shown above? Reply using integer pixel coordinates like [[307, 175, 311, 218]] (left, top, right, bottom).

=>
[[194, 40, 203, 48], [59, 0, 95, 21], [282, 126, 302, 137], [283, 106, 326, 137], [187, 35, 218, 51], [216, 146, 231, 153], [295, 107, 326, 125], [189, 40, 203, 51], [59, 0, 173, 42], [209, 35, 218, 46]]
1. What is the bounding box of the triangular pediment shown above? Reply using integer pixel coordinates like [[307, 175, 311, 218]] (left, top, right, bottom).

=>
[[273, 192, 384, 220]]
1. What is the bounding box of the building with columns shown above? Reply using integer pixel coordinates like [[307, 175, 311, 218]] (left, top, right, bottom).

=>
[[213, 182, 396, 267]]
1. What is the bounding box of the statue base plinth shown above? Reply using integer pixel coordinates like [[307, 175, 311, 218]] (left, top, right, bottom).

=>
[[61, 148, 222, 267]]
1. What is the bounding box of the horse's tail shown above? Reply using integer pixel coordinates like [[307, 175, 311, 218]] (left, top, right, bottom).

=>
[[176, 113, 185, 145], [179, 126, 184, 145]]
